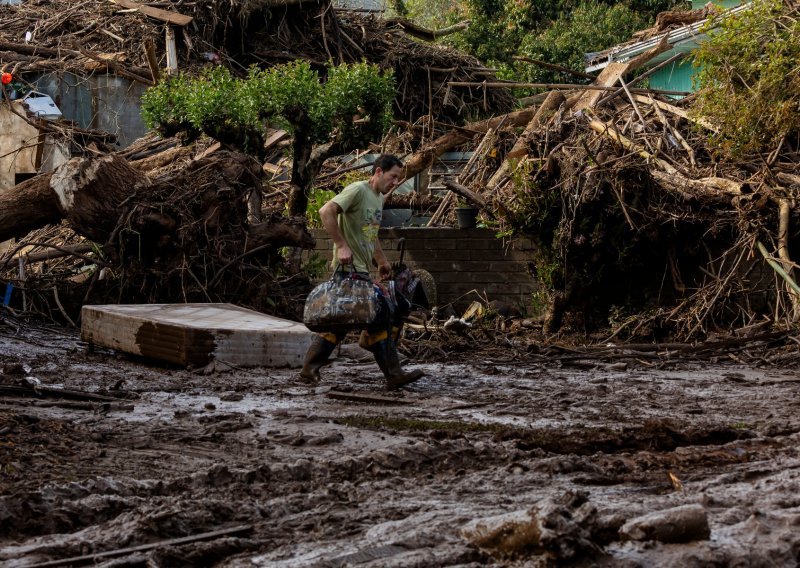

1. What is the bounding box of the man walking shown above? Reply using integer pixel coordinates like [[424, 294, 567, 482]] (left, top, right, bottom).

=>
[[300, 154, 423, 389]]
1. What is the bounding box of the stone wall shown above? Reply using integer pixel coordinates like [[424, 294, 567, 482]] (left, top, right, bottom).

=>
[[308, 227, 538, 312]]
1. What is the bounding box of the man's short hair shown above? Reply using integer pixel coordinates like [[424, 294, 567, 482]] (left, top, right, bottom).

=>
[[372, 154, 403, 173]]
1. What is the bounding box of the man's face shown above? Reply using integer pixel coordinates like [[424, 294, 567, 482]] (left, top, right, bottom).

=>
[[374, 165, 404, 195]]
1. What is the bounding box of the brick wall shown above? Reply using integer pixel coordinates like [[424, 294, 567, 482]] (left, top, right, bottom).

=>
[[308, 227, 538, 312]]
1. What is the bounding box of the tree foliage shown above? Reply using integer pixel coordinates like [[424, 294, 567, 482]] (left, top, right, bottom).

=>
[[692, 0, 800, 157], [518, 1, 648, 83], [141, 61, 394, 215], [422, 0, 680, 79], [141, 61, 395, 159]]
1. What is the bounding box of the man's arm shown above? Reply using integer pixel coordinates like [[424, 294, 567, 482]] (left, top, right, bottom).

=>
[[373, 238, 391, 280], [319, 200, 353, 266]]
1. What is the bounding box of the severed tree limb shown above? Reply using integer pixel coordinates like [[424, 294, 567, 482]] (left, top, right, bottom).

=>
[[596, 52, 686, 107], [448, 81, 689, 97], [632, 94, 719, 132], [383, 18, 471, 41], [650, 170, 741, 202], [442, 179, 487, 209], [1, 243, 102, 270], [25, 525, 251, 568], [587, 118, 742, 200], [758, 240, 800, 299], [404, 108, 536, 181], [0, 40, 81, 59], [776, 172, 800, 188], [130, 144, 193, 172], [513, 56, 597, 81], [573, 35, 671, 111]]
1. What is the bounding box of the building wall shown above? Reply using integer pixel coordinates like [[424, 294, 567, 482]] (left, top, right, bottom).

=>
[[0, 104, 39, 193], [308, 227, 539, 313], [32, 72, 148, 148], [649, 58, 696, 95]]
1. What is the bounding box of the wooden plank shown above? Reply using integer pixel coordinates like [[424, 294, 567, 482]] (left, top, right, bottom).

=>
[[143, 38, 160, 83], [111, 0, 193, 26], [263, 162, 283, 175], [263, 129, 289, 151]]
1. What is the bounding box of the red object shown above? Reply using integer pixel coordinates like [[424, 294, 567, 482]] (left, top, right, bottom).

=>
[[0, 73, 12, 85]]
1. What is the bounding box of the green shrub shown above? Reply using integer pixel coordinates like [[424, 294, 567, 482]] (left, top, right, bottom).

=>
[[140, 62, 394, 157], [692, 0, 800, 157], [305, 188, 337, 228]]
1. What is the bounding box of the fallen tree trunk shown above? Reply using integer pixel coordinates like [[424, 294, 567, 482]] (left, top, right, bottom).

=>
[[0, 152, 314, 250], [0, 155, 150, 243]]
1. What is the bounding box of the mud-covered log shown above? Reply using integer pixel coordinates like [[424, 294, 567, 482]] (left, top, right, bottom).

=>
[[619, 504, 710, 543]]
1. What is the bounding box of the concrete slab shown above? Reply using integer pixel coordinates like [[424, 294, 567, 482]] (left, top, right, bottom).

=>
[[81, 303, 315, 368]]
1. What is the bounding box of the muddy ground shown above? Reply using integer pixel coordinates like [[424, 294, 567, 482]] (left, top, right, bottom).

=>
[[2, 317, 800, 567]]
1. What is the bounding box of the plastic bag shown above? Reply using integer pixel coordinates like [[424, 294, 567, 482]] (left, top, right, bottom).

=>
[[303, 270, 380, 332]]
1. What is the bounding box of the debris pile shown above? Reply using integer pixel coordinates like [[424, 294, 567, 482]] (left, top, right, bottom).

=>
[[0, 0, 515, 325], [401, 45, 800, 339], [0, 145, 314, 322], [0, 0, 512, 122]]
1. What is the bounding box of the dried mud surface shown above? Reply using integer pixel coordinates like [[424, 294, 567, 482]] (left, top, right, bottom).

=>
[[2, 322, 800, 567]]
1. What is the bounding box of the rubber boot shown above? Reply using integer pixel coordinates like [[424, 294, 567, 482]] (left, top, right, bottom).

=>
[[299, 335, 338, 384], [370, 339, 423, 390]]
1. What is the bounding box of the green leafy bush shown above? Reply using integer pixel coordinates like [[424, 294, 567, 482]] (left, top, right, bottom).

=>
[[140, 73, 196, 137], [692, 0, 800, 157], [305, 188, 337, 227], [140, 61, 394, 156]]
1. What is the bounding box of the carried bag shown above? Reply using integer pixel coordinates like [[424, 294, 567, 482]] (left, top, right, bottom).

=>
[[303, 267, 381, 332]]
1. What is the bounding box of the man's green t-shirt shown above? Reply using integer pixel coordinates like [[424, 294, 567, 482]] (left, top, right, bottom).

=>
[[330, 180, 384, 273]]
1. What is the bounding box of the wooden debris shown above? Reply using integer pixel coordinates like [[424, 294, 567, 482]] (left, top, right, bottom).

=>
[[0, 384, 123, 403], [111, 0, 193, 26], [404, 107, 536, 180], [486, 90, 565, 190], [26, 524, 252, 568], [325, 390, 414, 405]]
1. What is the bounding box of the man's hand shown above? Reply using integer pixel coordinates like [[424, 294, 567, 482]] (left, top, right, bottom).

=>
[[378, 260, 392, 281], [337, 244, 353, 267]]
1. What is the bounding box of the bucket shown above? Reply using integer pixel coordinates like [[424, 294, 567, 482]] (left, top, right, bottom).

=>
[[456, 207, 479, 229]]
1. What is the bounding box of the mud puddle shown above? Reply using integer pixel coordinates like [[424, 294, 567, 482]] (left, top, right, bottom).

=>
[[3, 322, 800, 566]]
